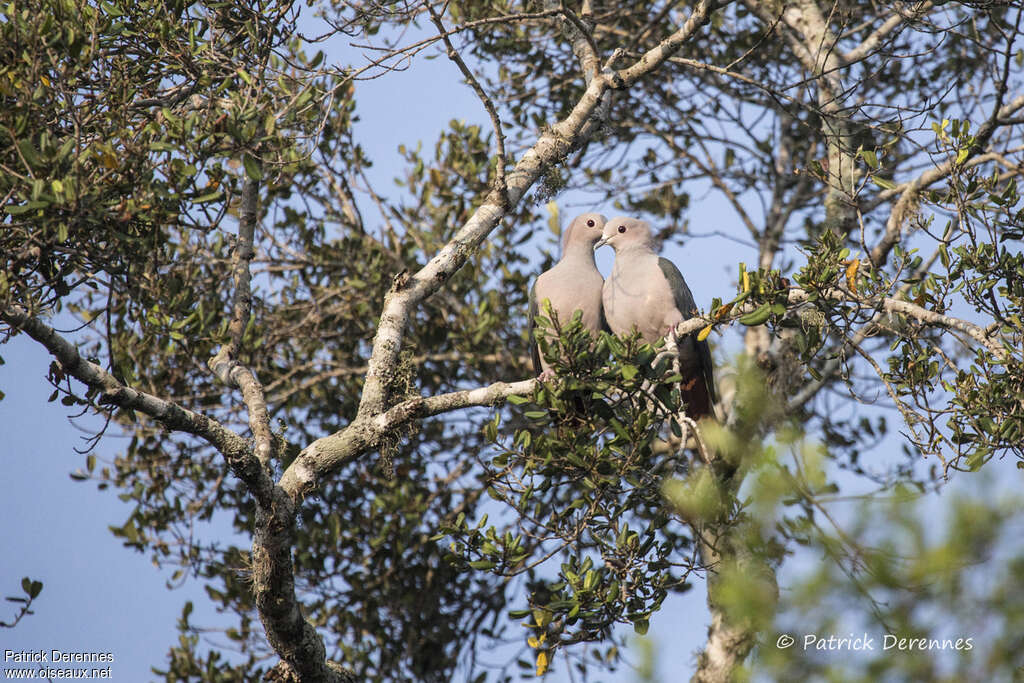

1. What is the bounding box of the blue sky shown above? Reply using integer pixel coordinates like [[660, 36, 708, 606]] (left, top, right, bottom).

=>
[[1, 337, 205, 678]]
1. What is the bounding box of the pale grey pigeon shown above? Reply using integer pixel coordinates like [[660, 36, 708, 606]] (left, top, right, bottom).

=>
[[529, 212, 608, 376], [595, 216, 716, 418]]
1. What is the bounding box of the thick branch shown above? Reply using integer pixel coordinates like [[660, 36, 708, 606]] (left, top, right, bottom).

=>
[[377, 378, 537, 428], [613, 0, 726, 88], [784, 0, 858, 233], [279, 377, 538, 499], [545, 0, 600, 83], [690, 511, 775, 683], [253, 491, 350, 683]]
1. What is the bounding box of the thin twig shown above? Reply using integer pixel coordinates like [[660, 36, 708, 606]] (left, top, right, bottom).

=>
[[426, 1, 508, 204]]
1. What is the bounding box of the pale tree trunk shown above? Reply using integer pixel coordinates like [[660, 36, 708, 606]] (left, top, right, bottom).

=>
[[691, 2, 865, 678], [691, 521, 776, 683], [688, 426, 778, 683]]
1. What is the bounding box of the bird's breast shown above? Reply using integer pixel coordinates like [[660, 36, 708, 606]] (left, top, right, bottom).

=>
[[603, 274, 666, 342]]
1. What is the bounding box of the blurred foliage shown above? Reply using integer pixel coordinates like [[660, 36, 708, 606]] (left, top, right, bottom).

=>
[[634, 422, 1024, 682], [753, 470, 1024, 682]]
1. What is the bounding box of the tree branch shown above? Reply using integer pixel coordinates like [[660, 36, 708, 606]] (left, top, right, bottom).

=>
[[253, 491, 351, 683], [545, 0, 600, 83], [842, 2, 935, 66], [208, 177, 275, 469], [612, 0, 726, 89], [376, 378, 538, 428], [278, 375, 538, 500], [427, 2, 508, 204], [673, 287, 1008, 361], [1, 304, 273, 506], [871, 94, 1024, 266]]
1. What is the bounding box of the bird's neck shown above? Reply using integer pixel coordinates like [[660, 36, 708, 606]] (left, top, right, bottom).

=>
[[562, 241, 599, 264], [615, 244, 657, 261]]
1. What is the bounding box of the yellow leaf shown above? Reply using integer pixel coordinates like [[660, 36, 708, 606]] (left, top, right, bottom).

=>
[[40, 75, 50, 87], [845, 259, 860, 295], [742, 270, 750, 293], [546, 201, 560, 236], [536, 651, 548, 676], [697, 324, 713, 342], [528, 637, 540, 649]]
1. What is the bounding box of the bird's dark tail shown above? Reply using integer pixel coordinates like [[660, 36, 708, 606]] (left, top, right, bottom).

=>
[[679, 375, 713, 420]]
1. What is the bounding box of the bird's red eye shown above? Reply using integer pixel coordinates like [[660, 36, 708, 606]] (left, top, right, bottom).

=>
[[617, 225, 626, 233], [586, 219, 595, 227]]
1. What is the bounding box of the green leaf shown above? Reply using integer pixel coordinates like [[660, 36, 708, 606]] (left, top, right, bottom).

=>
[[738, 303, 771, 326], [17, 139, 40, 167], [609, 418, 630, 441], [194, 190, 223, 204], [242, 154, 262, 180], [860, 148, 879, 169], [5, 200, 49, 215], [21, 578, 42, 599]]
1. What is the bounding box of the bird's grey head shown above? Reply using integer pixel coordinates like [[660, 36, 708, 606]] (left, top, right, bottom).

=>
[[594, 216, 655, 252], [563, 212, 608, 252]]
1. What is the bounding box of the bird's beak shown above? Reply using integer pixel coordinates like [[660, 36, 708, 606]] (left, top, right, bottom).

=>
[[594, 236, 610, 250]]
